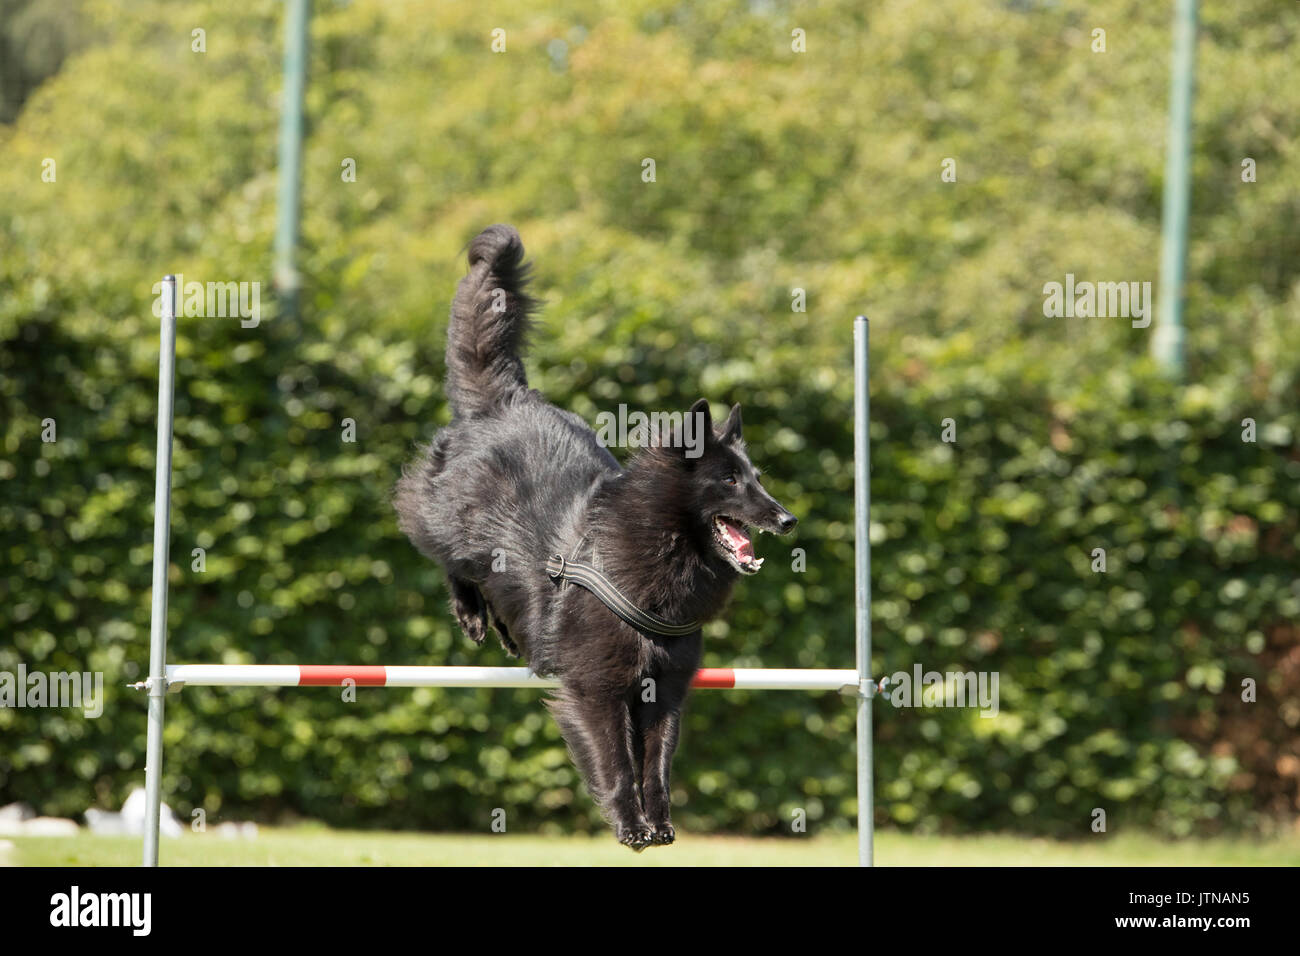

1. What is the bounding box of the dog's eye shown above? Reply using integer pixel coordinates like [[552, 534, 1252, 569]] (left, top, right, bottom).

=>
[[723, 474, 738, 486]]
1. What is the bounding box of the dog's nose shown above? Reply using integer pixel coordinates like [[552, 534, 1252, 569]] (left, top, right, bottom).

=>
[[777, 512, 797, 533]]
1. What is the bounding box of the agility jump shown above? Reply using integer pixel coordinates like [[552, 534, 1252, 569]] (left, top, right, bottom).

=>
[[133, 275, 880, 866]]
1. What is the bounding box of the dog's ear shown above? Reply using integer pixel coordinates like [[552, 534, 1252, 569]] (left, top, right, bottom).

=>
[[672, 398, 711, 463], [688, 398, 712, 436], [719, 403, 743, 446]]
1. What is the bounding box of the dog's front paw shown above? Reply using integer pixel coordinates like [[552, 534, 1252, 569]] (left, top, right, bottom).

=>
[[617, 822, 655, 852], [650, 823, 675, 846]]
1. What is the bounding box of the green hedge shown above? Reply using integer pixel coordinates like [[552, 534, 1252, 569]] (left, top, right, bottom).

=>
[[4, 288, 1297, 836]]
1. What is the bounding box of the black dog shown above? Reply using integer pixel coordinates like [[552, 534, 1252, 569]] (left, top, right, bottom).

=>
[[394, 225, 796, 849]]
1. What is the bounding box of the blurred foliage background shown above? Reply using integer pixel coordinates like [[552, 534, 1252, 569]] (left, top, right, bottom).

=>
[[1, 0, 1297, 839]]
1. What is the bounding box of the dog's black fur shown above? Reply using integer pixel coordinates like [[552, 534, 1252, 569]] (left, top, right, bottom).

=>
[[394, 225, 796, 849]]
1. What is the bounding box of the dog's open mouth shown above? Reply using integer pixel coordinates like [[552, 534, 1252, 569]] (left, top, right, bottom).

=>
[[713, 515, 763, 574]]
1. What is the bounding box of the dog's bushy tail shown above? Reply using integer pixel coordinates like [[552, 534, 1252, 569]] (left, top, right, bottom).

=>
[[445, 224, 537, 419]]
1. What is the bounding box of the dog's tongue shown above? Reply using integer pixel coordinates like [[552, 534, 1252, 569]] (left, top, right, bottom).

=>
[[721, 519, 753, 560]]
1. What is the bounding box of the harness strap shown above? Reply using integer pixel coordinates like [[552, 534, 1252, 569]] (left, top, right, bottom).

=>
[[545, 553, 701, 637]]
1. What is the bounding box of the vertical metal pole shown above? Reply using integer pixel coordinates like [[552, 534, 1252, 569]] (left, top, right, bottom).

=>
[[853, 315, 873, 866], [273, 0, 310, 319], [142, 275, 177, 867], [1152, 0, 1197, 378]]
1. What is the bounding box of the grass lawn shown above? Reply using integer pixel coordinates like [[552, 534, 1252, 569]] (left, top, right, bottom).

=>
[[7, 827, 1297, 866]]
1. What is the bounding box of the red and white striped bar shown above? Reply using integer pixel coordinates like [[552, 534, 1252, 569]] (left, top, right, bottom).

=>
[[164, 664, 859, 693]]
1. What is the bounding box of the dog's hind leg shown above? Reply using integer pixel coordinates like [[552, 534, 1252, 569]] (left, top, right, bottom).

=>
[[546, 688, 654, 850], [447, 575, 488, 646], [485, 605, 520, 657]]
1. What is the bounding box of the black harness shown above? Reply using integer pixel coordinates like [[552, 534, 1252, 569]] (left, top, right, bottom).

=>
[[545, 552, 702, 637]]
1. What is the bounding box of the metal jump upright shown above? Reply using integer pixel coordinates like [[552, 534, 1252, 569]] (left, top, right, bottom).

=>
[[136, 288, 878, 865], [854, 314, 873, 866], [141, 275, 177, 867]]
